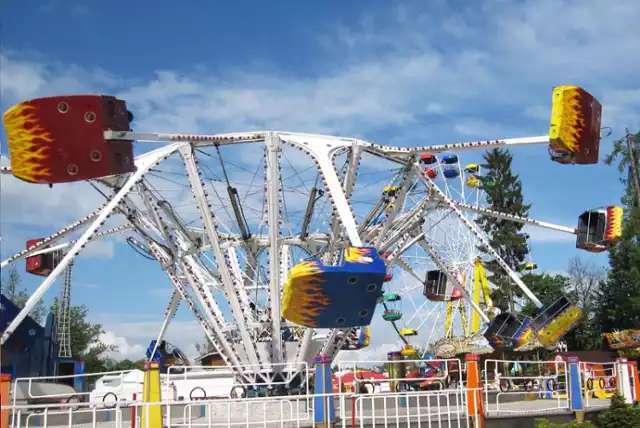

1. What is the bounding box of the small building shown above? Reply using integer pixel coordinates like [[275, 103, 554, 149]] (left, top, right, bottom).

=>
[[193, 351, 227, 367]]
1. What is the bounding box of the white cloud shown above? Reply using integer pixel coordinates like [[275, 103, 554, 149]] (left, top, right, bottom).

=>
[[79, 239, 116, 260], [99, 331, 146, 360], [97, 318, 204, 361], [334, 342, 401, 367]]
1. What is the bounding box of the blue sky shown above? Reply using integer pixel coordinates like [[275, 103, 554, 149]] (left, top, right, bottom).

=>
[[1, 0, 638, 360]]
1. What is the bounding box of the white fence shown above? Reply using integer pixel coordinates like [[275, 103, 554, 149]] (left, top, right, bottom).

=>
[[6, 389, 482, 428], [3, 357, 626, 427], [580, 361, 618, 409], [483, 358, 570, 416]]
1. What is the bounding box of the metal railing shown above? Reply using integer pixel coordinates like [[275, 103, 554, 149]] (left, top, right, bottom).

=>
[[483, 358, 569, 416]]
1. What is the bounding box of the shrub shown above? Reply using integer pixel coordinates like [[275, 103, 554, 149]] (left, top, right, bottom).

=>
[[597, 391, 640, 428]]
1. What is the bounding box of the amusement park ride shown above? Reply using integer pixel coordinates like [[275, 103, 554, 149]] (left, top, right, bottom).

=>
[[0, 85, 627, 389]]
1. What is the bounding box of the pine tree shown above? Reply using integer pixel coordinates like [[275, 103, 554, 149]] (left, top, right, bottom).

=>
[[476, 148, 532, 313], [596, 131, 640, 334]]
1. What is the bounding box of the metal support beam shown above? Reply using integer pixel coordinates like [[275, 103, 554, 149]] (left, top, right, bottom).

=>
[[265, 133, 285, 365]]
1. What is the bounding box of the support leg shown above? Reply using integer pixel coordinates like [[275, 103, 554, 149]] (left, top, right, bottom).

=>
[[465, 354, 485, 428], [387, 351, 406, 408], [617, 358, 634, 404], [0, 374, 10, 428], [314, 355, 335, 428], [140, 362, 163, 428], [567, 357, 584, 422]]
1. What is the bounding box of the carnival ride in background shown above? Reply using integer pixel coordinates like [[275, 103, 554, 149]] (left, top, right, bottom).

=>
[[0, 85, 624, 391]]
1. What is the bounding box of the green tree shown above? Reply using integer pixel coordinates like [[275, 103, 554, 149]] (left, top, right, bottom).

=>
[[596, 130, 640, 334], [106, 359, 146, 371], [563, 257, 603, 351], [597, 391, 640, 428], [1, 266, 119, 373], [50, 298, 118, 373], [1, 265, 47, 323], [476, 148, 532, 312], [519, 273, 571, 318], [195, 337, 215, 355]]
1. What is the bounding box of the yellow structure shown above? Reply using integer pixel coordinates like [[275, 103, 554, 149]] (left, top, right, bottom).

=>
[[470, 259, 493, 334], [445, 273, 469, 339], [387, 351, 406, 392], [537, 305, 584, 346], [140, 362, 163, 428]]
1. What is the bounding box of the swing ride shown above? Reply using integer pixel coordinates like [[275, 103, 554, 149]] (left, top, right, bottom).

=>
[[0, 84, 623, 388]]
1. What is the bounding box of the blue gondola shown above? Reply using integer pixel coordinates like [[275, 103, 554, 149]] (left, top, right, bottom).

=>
[[281, 247, 386, 328], [443, 167, 460, 179], [441, 154, 459, 164]]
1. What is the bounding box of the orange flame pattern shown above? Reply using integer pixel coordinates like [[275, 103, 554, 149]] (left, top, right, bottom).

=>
[[3, 102, 55, 183], [513, 326, 533, 348], [281, 260, 332, 327], [604, 206, 623, 243], [549, 86, 593, 154]]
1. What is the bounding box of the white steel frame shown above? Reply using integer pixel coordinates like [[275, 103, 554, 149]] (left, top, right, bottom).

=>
[[0, 130, 585, 385]]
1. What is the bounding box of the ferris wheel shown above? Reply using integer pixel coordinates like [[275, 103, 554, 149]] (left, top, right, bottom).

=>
[[0, 85, 624, 388]]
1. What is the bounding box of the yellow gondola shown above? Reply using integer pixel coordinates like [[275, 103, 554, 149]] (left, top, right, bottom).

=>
[[401, 344, 417, 357], [466, 176, 480, 188], [400, 328, 418, 337], [382, 186, 399, 199], [464, 163, 480, 174]]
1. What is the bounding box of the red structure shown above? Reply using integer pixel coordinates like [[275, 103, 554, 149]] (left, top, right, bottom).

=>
[[4, 95, 134, 184], [25, 238, 63, 277]]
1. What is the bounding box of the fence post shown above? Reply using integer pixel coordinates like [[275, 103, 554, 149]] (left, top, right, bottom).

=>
[[628, 361, 640, 403], [0, 374, 10, 428], [131, 393, 137, 428], [314, 355, 335, 428], [566, 357, 584, 422], [140, 362, 163, 428], [616, 358, 634, 404], [465, 354, 485, 428]]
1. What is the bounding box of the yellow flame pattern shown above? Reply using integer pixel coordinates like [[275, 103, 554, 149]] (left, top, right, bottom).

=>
[[281, 260, 332, 327], [549, 86, 592, 154], [605, 206, 623, 242], [343, 247, 373, 263], [360, 326, 371, 347], [3, 102, 55, 183], [537, 305, 584, 346]]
